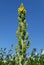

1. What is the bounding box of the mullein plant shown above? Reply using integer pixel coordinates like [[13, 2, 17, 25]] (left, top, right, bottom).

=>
[[15, 3, 30, 65], [0, 4, 44, 65]]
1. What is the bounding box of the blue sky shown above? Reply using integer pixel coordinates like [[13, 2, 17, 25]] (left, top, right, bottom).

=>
[[0, 0, 44, 53]]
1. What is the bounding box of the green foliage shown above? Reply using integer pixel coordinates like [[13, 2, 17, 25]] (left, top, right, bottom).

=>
[[0, 48, 44, 65]]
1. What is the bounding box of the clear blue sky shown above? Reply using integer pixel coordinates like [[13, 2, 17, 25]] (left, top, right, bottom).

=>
[[0, 0, 44, 53]]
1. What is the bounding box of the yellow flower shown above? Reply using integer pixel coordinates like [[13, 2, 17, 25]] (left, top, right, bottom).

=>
[[18, 6, 24, 12], [18, 3, 24, 13]]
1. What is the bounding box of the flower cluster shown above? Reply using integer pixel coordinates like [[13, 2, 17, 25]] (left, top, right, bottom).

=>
[[18, 3, 26, 15]]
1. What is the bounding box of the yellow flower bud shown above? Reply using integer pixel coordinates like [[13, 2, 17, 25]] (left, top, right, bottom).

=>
[[18, 4, 24, 14]]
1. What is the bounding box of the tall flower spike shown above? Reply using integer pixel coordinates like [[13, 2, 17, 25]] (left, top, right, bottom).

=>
[[15, 3, 30, 65]]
